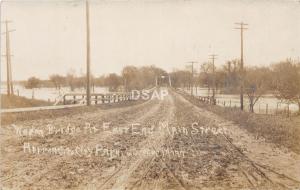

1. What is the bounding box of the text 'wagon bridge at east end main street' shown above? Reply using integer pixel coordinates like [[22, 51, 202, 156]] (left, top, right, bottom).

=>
[[1, 87, 300, 190]]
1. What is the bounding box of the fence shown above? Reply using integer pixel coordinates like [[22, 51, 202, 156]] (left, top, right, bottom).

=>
[[177, 88, 297, 116], [214, 99, 296, 116]]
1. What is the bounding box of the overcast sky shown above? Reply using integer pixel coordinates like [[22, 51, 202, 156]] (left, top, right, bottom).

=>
[[1, 0, 300, 81]]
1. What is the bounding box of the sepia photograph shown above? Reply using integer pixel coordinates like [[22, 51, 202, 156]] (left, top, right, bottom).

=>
[[0, 0, 300, 189]]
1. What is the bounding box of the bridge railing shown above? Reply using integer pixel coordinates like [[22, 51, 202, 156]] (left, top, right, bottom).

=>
[[62, 92, 134, 105], [175, 88, 216, 105], [194, 96, 216, 104]]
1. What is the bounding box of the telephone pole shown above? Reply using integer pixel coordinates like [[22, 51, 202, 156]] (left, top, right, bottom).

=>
[[187, 61, 198, 96], [209, 54, 217, 104], [168, 75, 172, 87], [1, 20, 15, 96], [86, 0, 91, 106], [235, 22, 248, 110]]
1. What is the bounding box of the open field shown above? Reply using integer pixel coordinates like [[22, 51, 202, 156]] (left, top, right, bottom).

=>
[[1, 88, 299, 190], [1, 95, 52, 109]]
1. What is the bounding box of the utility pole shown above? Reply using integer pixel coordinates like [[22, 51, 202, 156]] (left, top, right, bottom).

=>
[[86, 0, 91, 106], [1, 20, 15, 96], [226, 61, 231, 89], [187, 61, 198, 96], [235, 22, 248, 110], [168, 75, 172, 87], [209, 54, 217, 105]]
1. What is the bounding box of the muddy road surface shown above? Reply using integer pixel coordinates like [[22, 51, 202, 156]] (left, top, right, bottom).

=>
[[1, 88, 300, 190]]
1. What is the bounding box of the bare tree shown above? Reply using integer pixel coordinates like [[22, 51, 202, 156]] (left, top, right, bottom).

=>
[[170, 70, 191, 89], [223, 59, 240, 93], [272, 59, 300, 113], [66, 69, 76, 91], [122, 66, 139, 91], [199, 62, 213, 96], [25, 77, 41, 89], [49, 74, 65, 90], [244, 67, 270, 113], [104, 73, 122, 92]]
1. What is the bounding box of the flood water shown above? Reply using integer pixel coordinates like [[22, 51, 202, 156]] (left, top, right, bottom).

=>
[[1, 85, 298, 113], [184, 87, 299, 114], [1, 85, 109, 104]]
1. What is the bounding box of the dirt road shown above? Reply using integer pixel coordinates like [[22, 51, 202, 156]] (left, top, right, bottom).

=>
[[1, 88, 300, 190]]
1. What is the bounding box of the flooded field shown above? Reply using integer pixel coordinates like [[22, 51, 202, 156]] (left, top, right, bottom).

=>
[[183, 87, 299, 114], [2, 85, 298, 114], [1, 85, 109, 104]]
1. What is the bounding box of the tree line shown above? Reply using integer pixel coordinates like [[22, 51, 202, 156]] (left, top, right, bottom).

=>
[[25, 65, 166, 92], [24, 59, 300, 112], [171, 59, 300, 113]]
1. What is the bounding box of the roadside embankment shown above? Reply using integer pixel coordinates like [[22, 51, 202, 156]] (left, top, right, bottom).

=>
[[178, 91, 300, 154]]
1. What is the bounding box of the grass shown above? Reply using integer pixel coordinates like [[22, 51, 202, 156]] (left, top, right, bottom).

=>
[[1, 94, 52, 109], [1, 99, 144, 125], [182, 93, 300, 154]]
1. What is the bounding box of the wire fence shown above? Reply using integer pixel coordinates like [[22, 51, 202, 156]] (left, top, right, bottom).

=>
[[214, 99, 296, 116], [179, 88, 299, 116]]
